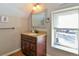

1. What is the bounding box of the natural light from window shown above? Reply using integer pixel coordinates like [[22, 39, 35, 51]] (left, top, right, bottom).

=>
[[52, 9, 79, 54]]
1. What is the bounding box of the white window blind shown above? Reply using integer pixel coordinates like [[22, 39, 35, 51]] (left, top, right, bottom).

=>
[[54, 9, 78, 28]]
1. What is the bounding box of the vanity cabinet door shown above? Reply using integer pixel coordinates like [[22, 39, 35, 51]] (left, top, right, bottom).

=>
[[30, 43, 36, 51], [21, 34, 36, 56], [21, 39, 30, 55]]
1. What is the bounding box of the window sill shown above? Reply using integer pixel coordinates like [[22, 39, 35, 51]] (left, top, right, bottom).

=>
[[53, 44, 78, 55]]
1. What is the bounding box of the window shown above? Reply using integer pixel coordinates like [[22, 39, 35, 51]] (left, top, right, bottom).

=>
[[52, 8, 79, 54]]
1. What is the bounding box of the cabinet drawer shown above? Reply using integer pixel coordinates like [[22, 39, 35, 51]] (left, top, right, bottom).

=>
[[21, 34, 36, 43], [22, 38, 36, 43], [21, 34, 36, 39]]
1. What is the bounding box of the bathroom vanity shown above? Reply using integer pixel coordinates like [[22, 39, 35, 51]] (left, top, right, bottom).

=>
[[21, 31, 47, 56]]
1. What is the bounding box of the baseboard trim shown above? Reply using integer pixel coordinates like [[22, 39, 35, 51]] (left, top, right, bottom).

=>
[[2, 48, 21, 56], [2, 48, 50, 56]]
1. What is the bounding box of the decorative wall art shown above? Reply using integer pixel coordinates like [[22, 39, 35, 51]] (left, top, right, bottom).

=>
[[0, 16, 8, 23]]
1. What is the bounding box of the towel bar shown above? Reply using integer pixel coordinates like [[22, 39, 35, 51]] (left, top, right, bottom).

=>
[[0, 27, 15, 29]]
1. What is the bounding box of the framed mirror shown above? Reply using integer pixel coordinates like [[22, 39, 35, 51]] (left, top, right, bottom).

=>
[[32, 11, 46, 28]]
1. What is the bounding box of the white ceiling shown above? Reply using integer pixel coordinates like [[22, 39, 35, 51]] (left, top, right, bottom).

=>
[[0, 3, 78, 17], [44, 3, 79, 11], [0, 3, 26, 16]]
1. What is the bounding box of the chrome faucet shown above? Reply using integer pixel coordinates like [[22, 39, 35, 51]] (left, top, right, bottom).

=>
[[32, 26, 35, 33]]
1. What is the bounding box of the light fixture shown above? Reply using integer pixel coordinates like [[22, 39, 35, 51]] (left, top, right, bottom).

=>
[[32, 3, 41, 13], [33, 6, 37, 11], [36, 4, 41, 9]]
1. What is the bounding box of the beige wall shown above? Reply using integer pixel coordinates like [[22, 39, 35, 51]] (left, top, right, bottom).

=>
[[0, 16, 28, 55], [0, 3, 32, 55]]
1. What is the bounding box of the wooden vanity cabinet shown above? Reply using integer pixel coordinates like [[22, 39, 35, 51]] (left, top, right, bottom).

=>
[[21, 33, 46, 56]]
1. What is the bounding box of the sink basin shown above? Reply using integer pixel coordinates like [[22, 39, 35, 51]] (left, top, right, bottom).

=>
[[28, 33, 37, 36]]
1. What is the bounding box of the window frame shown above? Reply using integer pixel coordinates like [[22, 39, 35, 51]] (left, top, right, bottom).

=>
[[51, 6, 79, 55]]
